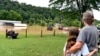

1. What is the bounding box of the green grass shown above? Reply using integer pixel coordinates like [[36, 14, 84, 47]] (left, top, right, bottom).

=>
[[0, 34, 67, 56], [0, 34, 99, 56]]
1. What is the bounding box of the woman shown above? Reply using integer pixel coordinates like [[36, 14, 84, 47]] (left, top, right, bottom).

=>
[[63, 27, 98, 56]]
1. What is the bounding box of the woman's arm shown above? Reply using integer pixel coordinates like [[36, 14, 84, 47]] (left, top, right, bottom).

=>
[[87, 48, 98, 56], [66, 41, 83, 54]]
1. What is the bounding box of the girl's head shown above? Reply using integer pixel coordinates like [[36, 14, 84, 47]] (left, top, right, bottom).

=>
[[68, 27, 79, 37], [66, 27, 79, 49]]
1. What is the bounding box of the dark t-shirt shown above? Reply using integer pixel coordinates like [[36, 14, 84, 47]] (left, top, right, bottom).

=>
[[77, 25, 99, 56]]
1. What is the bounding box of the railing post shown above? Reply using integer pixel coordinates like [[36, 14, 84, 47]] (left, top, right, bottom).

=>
[[41, 29, 43, 37], [6, 29, 8, 38], [25, 29, 27, 37], [53, 29, 55, 36]]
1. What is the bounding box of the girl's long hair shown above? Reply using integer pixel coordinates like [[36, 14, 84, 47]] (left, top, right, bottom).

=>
[[66, 27, 79, 50]]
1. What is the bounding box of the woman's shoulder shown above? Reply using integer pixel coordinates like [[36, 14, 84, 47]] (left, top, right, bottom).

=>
[[80, 26, 89, 32]]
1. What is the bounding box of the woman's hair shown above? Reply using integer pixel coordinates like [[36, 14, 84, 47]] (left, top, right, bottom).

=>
[[82, 10, 94, 25], [66, 27, 79, 50]]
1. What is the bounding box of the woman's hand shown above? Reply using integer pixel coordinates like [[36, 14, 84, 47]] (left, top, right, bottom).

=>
[[86, 53, 93, 56], [86, 48, 98, 56]]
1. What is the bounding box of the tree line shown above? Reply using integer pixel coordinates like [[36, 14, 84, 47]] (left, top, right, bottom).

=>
[[0, 0, 89, 27]]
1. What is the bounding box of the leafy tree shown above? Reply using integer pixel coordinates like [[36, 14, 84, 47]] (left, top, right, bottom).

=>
[[49, 0, 100, 13], [54, 16, 60, 23], [40, 20, 46, 26], [30, 14, 44, 24], [0, 10, 9, 20], [8, 10, 22, 21], [28, 18, 35, 25], [49, 0, 100, 27]]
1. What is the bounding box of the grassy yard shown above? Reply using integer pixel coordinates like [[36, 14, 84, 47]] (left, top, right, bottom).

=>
[[0, 34, 67, 56], [0, 34, 99, 56]]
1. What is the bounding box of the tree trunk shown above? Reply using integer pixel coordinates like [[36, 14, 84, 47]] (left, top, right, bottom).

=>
[[76, 0, 83, 27]]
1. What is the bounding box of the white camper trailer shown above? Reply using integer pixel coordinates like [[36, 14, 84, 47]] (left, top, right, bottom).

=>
[[0, 20, 27, 30]]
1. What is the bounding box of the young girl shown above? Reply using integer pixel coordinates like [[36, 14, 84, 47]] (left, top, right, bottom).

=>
[[63, 27, 98, 56]]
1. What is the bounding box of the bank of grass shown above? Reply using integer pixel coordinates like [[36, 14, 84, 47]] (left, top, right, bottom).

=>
[[0, 34, 99, 56], [0, 34, 67, 56]]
